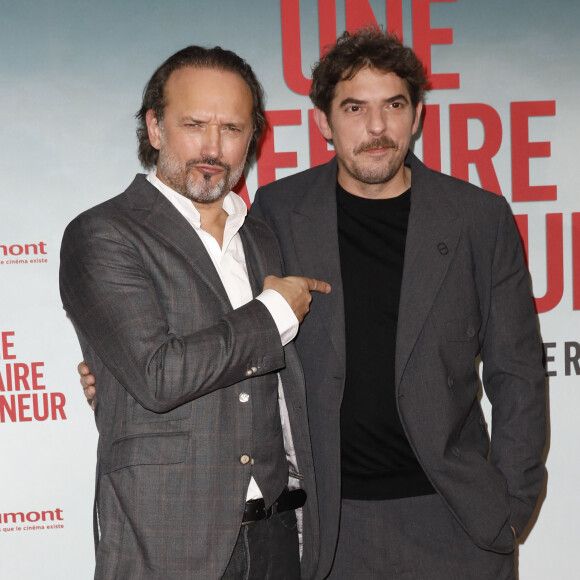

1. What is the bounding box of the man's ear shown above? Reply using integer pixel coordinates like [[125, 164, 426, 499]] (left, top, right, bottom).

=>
[[412, 101, 424, 136], [145, 109, 162, 150], [313, 107, 333, 141]]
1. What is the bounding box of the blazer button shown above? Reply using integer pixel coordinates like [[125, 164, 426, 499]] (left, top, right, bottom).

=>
[[245, 366, 258, 377], [447, 376, 454, 388], [466, 327, 476, 338], [239, 392, 250, 403], [240, 454, 251, 465]]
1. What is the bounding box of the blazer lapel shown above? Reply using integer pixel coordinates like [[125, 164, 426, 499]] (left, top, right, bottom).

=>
[[124, 175, 232, 311], [290, 159, 346, 366], [239, 222, 269, 298], [395, 154, 462, 388]]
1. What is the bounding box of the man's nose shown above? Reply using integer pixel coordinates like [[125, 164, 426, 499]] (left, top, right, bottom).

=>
[[367, 107, 387, 136], [200, 124, 222, 158]]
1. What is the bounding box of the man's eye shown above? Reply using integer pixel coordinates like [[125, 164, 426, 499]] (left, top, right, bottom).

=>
[[225, 125, 241, 132], [347, 105, 360, 113]]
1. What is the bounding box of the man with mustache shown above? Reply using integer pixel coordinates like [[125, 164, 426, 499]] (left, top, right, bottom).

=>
[[250, 28, 546, 579], [79, 29, 546, 579], [61, 45, 329, 579]]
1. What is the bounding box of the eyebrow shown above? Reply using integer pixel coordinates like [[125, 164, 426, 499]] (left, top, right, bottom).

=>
[[338, 94, 410, 108], [179, 115, 246, 126]]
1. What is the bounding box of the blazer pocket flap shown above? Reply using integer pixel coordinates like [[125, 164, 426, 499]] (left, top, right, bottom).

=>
[[106, 431, 188, 473]]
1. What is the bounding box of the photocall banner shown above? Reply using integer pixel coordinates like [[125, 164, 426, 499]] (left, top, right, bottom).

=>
[[1, 1, 577, 577]]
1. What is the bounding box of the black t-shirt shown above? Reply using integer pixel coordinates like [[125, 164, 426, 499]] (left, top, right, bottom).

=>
[[337, 182, 435, 500]]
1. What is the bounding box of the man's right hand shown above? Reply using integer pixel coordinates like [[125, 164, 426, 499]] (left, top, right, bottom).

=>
[[78, 276, 330, 405], [78, 361, 96, 410], [263, 275, 331, 323]]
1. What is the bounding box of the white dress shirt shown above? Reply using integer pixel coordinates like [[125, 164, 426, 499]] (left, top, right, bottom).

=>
[[147, 171, 299, 501]]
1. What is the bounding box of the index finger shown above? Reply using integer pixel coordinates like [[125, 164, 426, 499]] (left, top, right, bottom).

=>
[[304, 278, 331, 294]]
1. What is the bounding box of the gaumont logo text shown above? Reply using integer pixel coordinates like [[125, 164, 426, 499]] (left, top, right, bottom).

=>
[[1, 508, 64, 533], [0, 241, 47, 265], [1, 331, 67, 423]]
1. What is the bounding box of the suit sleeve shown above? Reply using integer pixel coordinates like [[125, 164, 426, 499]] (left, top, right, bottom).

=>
[[480, 197, 547, 535], [59, 212, 285, 413]]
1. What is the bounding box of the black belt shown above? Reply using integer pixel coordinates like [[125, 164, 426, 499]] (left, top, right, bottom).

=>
[[242, 488, 307, 525]]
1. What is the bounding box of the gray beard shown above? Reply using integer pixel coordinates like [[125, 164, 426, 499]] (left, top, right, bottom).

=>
[[158, 150, 245, 204]]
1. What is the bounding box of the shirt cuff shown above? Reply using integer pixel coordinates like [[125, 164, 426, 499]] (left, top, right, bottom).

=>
[[256, 289, 299, 346]]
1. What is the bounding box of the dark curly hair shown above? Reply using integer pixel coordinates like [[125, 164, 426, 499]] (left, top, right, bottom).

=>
[[136, 45, 266, 169], [310, 27, 428, 116]]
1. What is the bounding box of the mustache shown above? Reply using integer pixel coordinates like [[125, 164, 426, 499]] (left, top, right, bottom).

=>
[[185, 157, 231, 171], [354, 137, 397, 155]]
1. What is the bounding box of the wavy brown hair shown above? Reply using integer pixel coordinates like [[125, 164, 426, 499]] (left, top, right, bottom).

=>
[[310, 27, 428, 116], [136, 45, 266, 169]]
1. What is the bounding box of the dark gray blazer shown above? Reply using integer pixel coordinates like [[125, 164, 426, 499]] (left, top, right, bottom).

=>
[[252, 152, 546, 580], [60, 175, 319, 579]]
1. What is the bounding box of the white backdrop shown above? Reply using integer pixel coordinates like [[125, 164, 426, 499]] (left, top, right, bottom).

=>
[[1, 0, 578, 577]]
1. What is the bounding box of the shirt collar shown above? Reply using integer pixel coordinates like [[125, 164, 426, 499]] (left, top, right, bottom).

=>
[[146, 170, 247, 231]]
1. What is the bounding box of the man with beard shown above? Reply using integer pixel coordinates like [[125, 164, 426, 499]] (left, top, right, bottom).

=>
[[60, 45, 329, 580], [250, 28, 546, 579]]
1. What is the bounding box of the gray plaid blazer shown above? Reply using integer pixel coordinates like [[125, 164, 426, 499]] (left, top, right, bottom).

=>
[[60, 175, 319, 579]]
